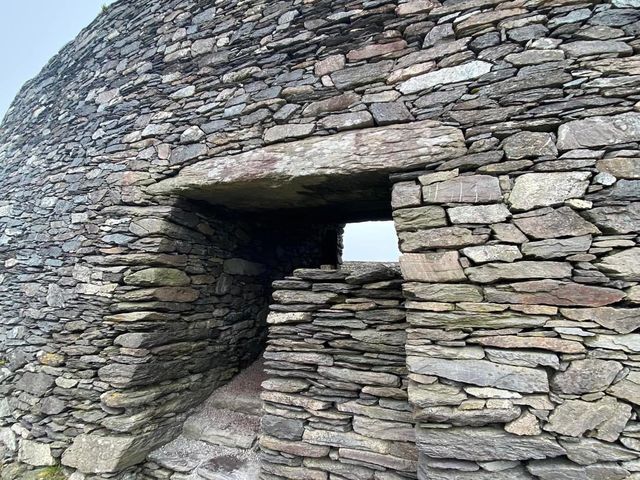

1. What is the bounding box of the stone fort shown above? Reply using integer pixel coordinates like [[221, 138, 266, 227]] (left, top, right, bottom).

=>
[[0, 0, 639, 478]]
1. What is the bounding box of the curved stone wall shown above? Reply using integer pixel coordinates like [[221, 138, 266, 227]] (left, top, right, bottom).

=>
[[0, 0, 639, 478]]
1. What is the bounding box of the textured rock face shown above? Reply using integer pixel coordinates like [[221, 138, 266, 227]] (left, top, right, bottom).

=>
[[257, 265, 417, 480], [149, 120, 465, 209], [0, 0, 639, 478]]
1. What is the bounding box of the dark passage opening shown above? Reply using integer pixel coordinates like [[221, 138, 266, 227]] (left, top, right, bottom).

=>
[[145, 175, 401, 477]]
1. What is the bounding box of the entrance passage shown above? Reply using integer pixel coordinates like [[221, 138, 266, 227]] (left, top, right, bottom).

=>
[[148, 359, 265, 478], [141, 167, 406, 478]]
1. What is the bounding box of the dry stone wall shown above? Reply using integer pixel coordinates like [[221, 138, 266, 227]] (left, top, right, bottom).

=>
[[262, 263, 416, 480], [392, 161, 640, 478], [0, 0, 639, 478]]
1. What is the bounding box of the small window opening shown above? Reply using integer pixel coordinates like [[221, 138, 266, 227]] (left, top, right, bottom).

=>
[[342, 221, 400, 262]]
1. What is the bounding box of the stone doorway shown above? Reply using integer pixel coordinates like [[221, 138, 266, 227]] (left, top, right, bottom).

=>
[[59, 121, 463, 477], [140, 197, 402, 478]]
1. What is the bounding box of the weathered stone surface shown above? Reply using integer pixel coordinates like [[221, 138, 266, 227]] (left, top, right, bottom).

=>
[[416, 405, 521, 426], [448, 204, 511, 224], [465, 261, 572, 283], [352, 416, 415, 442], [561, 438, 639, 466], [317, 366, 399, 387], [561, 40, 633, 57], [420, 464, 535, 479], [608, 372, 640, 406], [271, 290, 340, 305], [331, 61, 394, 89], [485, 280, 625, 307], [505, 411, 541, 436], [585, 334, 640, 353], [560, 307, 640, 334], [18, 440, 55, 467], [503, 132, 558, 160], [408, 356, 549, 393], [522, 235, 592, 259], [597, 248, 640, 281], [267, 312, 312, 324], [584, 203, 640, 234], [597, 157, 640, 179], [513, 207, 600, 239], [410, 382, 467, 407], [124, 268, 190, 287], [5, 2, 640, 479], [399, 252, 466, 282], [416, 427, 565, 461], [491, 223, 528, 244], [62, 431, 178, 473], [557, 113, 640, 150], [15, 372, 54, 396], [403, 282, 483, 303], [462, 244, 522, 263], [319, 111, 374, 131], [263, 123, 315, 143], [399, 227, 488, 251], [392, 181, 421, 209], [339, 448, 417, 472], [471, 335, 584, 354], [545, 397, 632, 442], [149, 121, 465, 209], [261, 435, 329, 458], [393, 206, 447, 230], [509, 173, 590, 210], [422, 175, 502, 204], [398, 61, 492, 94], [315, 54, 345, 76], [370, 102, 414, 125], [551, 359, 623, 394], [527, 459, 630, 480], [485, 349, 560, 370], [261, 391, 331, 411], [407, 310, 548, 329]]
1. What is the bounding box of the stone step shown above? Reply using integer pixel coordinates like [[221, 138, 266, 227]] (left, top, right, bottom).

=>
[[183, 409, 261, 450], [148, 435, 260, 479]]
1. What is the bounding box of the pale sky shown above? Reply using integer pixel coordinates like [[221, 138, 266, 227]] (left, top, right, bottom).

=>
[[0, 1, 400, 262]]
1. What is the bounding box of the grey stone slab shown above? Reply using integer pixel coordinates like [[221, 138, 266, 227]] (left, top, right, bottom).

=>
[[462, 244, 523, 263], [514, 207, 600, 239], [508, 172, 590, 210], [557, 113, 640, 149], [551, 359, 623, 394], [465, 261, 571, 283], [416, 427, 565, 461], [448, 204, 511, 224], [544, 397, 632, 442], [522, 235, 592, 259], [422, 175, 502, 204], [407, 356, 549, 393], [398, 61, 492, 94]]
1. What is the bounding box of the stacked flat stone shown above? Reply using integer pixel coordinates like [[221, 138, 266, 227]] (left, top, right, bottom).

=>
[[261, 263, 416, 480], [392, 161, 639, 478]]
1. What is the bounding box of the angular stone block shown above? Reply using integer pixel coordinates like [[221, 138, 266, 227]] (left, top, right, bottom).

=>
[[557, 112, 640, 149], [399, 252, 466, 282], [407, 357, 549, 393], [422, 175, 502, 204], [415, 427, 565, 461], [508, 172, 590, 210]]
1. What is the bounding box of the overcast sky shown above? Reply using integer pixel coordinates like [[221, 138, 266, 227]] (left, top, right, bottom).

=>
[[0, 1, 400, 262]]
